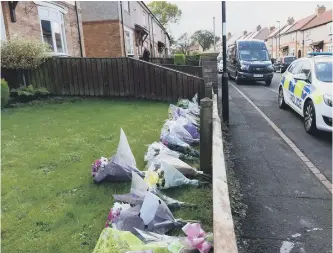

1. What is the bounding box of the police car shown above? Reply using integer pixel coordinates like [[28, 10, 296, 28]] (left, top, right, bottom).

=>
[[278, 52, 332, 134]]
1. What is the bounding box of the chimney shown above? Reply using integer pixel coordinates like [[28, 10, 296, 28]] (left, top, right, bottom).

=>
[[270, 26, 275, 32], [315, 5, 326, 15], [243, 30, 247, 36], [227, 32, 232, 40], [287, 17, 294, 25], [256, 25, 262, 32]]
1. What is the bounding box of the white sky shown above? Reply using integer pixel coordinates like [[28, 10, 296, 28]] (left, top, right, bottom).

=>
[[161, 1, 332, 39]]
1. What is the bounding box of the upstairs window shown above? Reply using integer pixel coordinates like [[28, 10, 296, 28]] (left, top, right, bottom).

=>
[[38, 6, 67, 54], [124, 27, 134, 56], [124, 1, 130, 13], [143, 11, 147, 28]]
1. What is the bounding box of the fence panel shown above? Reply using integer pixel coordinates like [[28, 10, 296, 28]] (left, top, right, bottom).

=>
[[2, 57, 204, 102]]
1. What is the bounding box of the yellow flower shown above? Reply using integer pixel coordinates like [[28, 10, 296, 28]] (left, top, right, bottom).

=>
[[144, 171, 159, 187]]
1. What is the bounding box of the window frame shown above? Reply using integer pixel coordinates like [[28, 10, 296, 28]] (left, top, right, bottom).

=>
[[143, 11, 147, 28], [123, 1, 130, 13], [299, 59, 312, 83], [124, 26, 134, 56], [37, 5, 68, 55]]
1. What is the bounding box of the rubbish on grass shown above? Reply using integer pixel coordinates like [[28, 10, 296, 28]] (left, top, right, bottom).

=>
[[114, 172, 197, 209], [92, 128, 144, 183], [112, 191, 191, 234], [177, 99, 190, 108], [144, 161, 200, 190]]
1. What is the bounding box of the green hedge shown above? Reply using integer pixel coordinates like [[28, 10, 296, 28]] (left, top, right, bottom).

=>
[[174, 54, 185, 65], [1, 78, 9, 107]]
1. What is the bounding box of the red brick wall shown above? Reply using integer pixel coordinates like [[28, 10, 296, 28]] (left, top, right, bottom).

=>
[[82, 20, 125, 57], [2, 1, 85, 57]]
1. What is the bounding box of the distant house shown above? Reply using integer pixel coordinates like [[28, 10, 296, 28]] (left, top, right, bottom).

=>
[[81, 1, 170, 58], [1, 1, 85, 56], [283, 13, 316, 58], [301, 6, 332, 54], [247, 25, 270, 40], [275, 17, 296, 57], [188, 43, 203, 54]]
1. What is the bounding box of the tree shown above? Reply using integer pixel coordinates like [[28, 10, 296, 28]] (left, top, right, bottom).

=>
[[191, 30, 220, 51], [174, 33, 194, 55], [147, 1, 182, 27]]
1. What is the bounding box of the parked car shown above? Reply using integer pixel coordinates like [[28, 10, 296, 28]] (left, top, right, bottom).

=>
[[227, 39, 274, 86], [278, 52, 332, 134], [274, 56, 297, 73]]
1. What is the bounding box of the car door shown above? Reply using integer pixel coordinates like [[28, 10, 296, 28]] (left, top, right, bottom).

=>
[[283, 60, 303, 111], [295, 60, 312, 115]]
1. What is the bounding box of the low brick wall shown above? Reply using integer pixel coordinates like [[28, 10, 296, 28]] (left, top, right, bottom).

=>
[[212, 93, 238, 253]]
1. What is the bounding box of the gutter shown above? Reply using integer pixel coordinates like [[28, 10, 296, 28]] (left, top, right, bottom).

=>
[[119, 1, 126, 56], [75, 1, 83, 57]]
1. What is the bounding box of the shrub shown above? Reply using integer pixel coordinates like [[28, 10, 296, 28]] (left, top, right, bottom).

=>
[[185, 55, 200, 66], [10, 85, 49, 102], [174, 54, 185, 65], [1, 36, 51, 70], [1, 79, 9, 107]]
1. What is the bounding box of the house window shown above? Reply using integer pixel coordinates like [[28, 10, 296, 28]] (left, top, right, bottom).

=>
[[329, 23, 332, 35], [291, 34, 295, 42], [306, 30, 311, 38], [1, 5, 6, 41], [143, 11, 147, 28], [38, 6, 67, 54], [124, 1, 130, 13], [328, 45, 332, 52], [124, 27, 134, 56]]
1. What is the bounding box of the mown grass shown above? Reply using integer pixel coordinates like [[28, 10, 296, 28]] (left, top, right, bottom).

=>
[[1, 98, 212, 253]]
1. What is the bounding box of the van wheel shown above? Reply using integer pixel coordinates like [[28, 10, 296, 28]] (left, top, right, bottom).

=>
[[304, 100, 317, 135], [265, 80, 272, 86], [235, 72, 241, 84]]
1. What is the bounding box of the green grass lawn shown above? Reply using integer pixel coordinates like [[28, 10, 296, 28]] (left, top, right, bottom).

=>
[[1, 98, 212, 253]]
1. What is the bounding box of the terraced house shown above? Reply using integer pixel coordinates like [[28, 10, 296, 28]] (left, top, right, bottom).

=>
[[81, 1, 171, 58], [1, 1, 85, 56]]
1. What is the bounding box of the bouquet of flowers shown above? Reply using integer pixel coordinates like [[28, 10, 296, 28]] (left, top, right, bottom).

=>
[[105, 202, 131, 228]]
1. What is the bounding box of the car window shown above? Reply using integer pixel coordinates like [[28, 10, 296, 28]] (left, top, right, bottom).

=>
[[291, 61, 303, 75], [300, 60, 312, 83], [287, 62, 296, 73], [315, 61, 332, 83]]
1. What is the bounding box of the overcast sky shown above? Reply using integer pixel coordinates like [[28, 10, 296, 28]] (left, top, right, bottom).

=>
[[163, 1, 332, 39]]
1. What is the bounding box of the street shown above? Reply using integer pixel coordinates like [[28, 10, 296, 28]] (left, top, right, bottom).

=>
[[218, 73, 332, 253], [229, 73, 332, 182]]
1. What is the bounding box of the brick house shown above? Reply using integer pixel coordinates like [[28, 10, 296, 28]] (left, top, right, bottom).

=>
[[1, 1, 85, 57], [81, 1, 171, 58], [274, 17, 296, 57], [301, 6, 332, 54]]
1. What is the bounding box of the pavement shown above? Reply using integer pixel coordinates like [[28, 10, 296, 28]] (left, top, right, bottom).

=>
[[217, 73, 332, 253]]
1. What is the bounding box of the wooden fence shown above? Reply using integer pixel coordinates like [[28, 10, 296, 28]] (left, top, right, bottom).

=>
[[2, 57, 204, 102], [139, 57, 174, 65], [161, 64, 203, 78]]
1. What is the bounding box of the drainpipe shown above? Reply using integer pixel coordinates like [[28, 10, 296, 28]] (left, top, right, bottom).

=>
[[295, 32, 297, 58], [75, 1, 83, 57], [120, 1, 126, 56], [151, 15, 154, 57]]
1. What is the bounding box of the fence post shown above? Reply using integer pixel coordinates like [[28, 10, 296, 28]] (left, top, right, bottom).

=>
[[200, 97, 213, 174], [205, 82, 213, 99], [198, 79, 205, 105]]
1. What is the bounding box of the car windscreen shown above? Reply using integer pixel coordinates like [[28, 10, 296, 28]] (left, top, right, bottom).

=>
[[315, 61, 332, 83], [284, 57, 296, 63], [238, 41, 269, 61]]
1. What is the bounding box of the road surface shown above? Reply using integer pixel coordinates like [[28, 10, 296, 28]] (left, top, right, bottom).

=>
[[217, 73, 332, 253]]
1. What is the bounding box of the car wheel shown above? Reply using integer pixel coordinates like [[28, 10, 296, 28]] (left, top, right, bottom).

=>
[[265, 80, 272, 86], [278, 87, 287, 109], [304, 100, 317, 135]]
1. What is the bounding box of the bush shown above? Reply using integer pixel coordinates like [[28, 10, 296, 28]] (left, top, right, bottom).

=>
[[1, 36, 51, 70], [10, 85, 49, 102], [185, 55, 200, 66], [174, 54, 185, 65], [1, 79, 9, 107]]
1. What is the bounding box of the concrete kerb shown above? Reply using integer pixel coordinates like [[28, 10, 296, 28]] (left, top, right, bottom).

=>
[[212, 94, 238, 253]]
